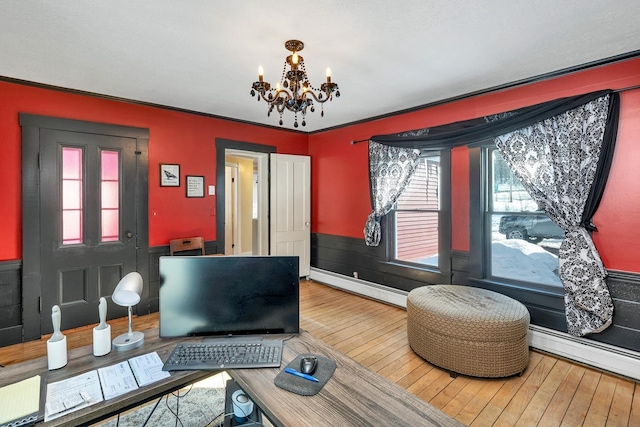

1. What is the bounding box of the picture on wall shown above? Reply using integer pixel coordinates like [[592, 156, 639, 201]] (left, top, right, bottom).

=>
[[160, 164, 180, 187], [186, 175, 205, 198]]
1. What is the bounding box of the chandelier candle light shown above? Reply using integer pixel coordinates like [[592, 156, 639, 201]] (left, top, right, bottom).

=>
[[251, 40, 340, 128]]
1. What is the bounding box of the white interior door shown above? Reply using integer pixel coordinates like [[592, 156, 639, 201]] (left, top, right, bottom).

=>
[[270, 153, 311, 277]]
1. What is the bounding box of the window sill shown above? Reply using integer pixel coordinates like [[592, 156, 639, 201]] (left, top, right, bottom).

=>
[[378, 260, 449, 283], [468, 276, 565, 308]]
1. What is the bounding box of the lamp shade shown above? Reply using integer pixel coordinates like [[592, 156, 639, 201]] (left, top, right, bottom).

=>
[[112, 272, 143, 307], [111, 271, 144, 351]]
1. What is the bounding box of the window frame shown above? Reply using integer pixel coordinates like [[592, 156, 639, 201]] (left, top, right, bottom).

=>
[[483, 146, 565, 292], [382, 149, 451, 284], [469, 143, 565, 298]]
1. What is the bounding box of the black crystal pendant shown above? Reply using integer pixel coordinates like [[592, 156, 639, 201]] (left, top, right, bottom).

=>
[[279, 119, 283, 125], [321, 110, 324, 117], [250, 89, 255, 96], [302, 120, 306, 127], [336, 91, 341, 97]]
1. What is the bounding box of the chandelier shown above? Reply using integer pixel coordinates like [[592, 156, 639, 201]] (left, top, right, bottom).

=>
[[250, 40, 340, 128]]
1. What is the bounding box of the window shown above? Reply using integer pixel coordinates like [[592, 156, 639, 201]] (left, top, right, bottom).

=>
[[485, 148, 564, 288], [62, 147, 83, 245], [100, 150, 120, 242], [390, 153, 442, 268]]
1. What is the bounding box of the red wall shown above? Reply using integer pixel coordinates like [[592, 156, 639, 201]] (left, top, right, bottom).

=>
[[0, 81, 307, 260], [2, 58, 639, 274], [309, 58, 640, 273]]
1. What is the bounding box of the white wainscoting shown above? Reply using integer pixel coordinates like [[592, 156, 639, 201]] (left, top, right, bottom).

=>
[[309, 267, 640, 381]]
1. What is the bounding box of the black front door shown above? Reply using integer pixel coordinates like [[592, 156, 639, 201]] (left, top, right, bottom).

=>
[[38, 129, 138, 333]]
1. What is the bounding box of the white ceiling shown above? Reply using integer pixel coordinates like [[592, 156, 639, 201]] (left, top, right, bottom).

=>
[[1, 1, 639, 132]]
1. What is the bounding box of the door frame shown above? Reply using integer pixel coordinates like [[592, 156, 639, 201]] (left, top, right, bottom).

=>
[[224, 162, 240, 254], [20, 114, 149, 341], [215, 139, 275, 255]]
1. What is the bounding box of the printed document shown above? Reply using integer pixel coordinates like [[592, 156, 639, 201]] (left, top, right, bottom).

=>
[[45, 370, 103, 422], [129, 352, 170, 386], [98, 361, 139, 400]]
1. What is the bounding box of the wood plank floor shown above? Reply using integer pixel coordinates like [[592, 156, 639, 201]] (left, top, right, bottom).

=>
[[1, 280, 638, 426]]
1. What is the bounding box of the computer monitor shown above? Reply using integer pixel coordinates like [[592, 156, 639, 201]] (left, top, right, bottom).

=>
[[159, 255, 299, 338]]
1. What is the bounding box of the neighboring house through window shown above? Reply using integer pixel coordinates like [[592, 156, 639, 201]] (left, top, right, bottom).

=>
[[394, 154, 440, 266], [386, 151, 451, 282]]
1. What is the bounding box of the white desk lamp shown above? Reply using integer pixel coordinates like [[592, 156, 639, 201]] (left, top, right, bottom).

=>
[[112, 272, 145, 351]]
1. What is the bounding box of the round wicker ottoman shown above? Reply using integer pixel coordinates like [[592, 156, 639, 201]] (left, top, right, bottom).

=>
[[407, 285, 530, 378]]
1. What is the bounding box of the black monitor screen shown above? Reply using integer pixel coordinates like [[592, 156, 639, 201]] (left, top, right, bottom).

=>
[[159, 255, 299, 338]]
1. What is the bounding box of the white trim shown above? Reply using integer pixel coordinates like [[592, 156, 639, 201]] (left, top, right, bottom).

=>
[[309, 268, 408, 308], [528, 325, 640, 381], [309, 267, 640, 381]]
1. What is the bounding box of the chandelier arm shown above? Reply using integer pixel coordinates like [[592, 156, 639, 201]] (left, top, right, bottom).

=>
[[275, 88, 293, 100], [261, 88, 293, 106], [304, 90, 333, 104]]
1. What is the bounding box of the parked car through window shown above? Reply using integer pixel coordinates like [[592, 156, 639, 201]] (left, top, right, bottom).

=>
[[498, 213, 565, 243]]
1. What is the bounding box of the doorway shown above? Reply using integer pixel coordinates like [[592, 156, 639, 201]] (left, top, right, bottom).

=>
[[216, 140, 275, 256], [225, 151, 269, 256], [215, 139, 312, 276], [20, 114, 149, 340]]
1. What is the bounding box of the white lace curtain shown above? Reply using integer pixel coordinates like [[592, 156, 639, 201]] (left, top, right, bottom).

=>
[[363, 141, 421, 246], [494, 94, 614, 336]]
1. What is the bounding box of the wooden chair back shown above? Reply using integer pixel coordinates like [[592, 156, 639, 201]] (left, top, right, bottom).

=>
[[169, 237, 205, 256]]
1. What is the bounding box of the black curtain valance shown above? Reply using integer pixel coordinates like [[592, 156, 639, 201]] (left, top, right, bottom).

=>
[[369, 89, 620, 231], [370, 90, 616, 150]]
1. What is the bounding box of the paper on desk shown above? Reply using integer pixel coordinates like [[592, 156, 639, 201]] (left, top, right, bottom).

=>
[[98, 361, 139, 400], [45, 370, 103, 422], [128, 352, 170, 386], [0, 375, 41, 425]]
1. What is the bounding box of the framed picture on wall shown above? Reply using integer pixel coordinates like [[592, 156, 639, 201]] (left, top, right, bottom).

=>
[[160, 164, 180, 187], [186, 175, 205, 198]]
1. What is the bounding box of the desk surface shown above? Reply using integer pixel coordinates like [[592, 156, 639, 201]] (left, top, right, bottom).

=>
[[0, 329, 212, 427], [230, 330, 463, 427], [1, 329, 462, 427]]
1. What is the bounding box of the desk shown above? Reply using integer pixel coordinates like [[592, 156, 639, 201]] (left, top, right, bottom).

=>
[[0, 329, 211, 427], [231, 331, 463, 427], [1, 329, 463, 427]]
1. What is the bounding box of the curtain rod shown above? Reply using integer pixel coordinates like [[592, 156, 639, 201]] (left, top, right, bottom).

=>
[[350, 84, 640, 145], [614, 84, 640, 93]]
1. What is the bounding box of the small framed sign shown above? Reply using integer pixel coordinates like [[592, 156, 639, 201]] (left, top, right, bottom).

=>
[[160, 164, 180, 187], [186, 175, 205, 198]]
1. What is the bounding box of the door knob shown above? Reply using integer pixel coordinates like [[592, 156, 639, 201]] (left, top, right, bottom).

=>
[[305, 222, 310, 227], [126, 232, 133, 239]]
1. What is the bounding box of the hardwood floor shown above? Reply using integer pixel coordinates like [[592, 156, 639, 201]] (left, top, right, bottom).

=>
[[2, 279, 638, 426]]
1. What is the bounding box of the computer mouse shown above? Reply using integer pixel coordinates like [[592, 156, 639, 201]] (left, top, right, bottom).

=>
[[300, 356, 318, 375]]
